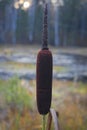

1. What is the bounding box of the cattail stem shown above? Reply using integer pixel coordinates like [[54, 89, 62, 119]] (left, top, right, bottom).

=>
[[42, 115, 46, 130]]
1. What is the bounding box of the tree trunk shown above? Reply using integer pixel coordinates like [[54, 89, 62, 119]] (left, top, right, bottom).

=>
[[63, 29, 67, 46], [80, 8, 85, 44], [28, 0, 36, 42], [5, 2, 18, 45], [54, 6, 60, 46], [10, 6, 18, 45]]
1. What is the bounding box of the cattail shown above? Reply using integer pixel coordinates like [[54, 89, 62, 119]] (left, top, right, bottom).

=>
[[36, 4, 53, 115]]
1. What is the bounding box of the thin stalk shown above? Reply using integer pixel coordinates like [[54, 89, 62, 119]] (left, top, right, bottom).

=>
[[42, 115, 46, 130]]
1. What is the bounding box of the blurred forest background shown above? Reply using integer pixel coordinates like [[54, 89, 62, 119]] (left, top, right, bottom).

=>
[[0, 0, 87, 46], [0, 0, 87, 130]]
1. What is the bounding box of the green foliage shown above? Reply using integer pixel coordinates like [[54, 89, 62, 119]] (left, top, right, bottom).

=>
[[53, 66, 67, 72], [0, 77, 33, 111], [0, 78, 40, 130], [74, 82, 87, 94]]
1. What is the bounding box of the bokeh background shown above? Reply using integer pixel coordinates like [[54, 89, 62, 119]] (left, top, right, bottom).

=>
[[0, 0, 87, 46], [0, 0, 87, 130]]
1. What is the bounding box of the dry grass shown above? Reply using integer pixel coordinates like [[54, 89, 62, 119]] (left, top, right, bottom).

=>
[[0, 78, 87, 130]]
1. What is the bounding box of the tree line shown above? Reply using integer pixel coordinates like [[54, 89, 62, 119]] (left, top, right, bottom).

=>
[[0, 0, 87, 46]]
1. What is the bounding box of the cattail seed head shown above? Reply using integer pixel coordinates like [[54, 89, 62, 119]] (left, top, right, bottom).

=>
[[36, 3, 53, 115], [36, 49, 53, 115]]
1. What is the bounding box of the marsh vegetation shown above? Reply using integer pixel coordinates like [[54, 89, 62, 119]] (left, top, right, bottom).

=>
[[0, 46, 87, 130]]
